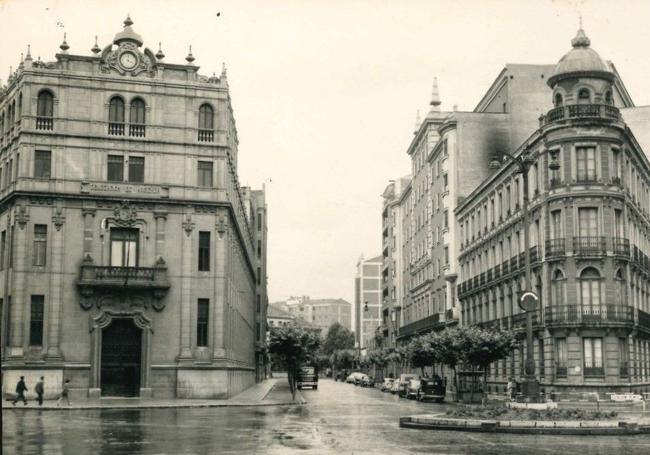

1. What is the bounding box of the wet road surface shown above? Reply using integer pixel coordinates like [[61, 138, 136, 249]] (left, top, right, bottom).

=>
[[4, 378, 650, 454]]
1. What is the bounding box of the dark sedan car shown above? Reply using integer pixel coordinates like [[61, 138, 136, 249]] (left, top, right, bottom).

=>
[[416, 376, 446, 402]]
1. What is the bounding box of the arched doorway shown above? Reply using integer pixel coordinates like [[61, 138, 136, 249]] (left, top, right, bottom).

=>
[[100, 318, 142, 396]]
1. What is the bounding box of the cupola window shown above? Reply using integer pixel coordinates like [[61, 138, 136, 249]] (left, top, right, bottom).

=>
[[36, 91, 53, 130], [198, 104, 214, 142], [108, 96, 125, 136], [129, 98, 146, 137], [604, 90, 613, 106], [577, 88, 591, 104], [554, 93, 563, 107]]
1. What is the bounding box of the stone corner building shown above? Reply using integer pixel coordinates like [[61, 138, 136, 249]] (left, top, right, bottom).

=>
[[0, 17, 268, 399]]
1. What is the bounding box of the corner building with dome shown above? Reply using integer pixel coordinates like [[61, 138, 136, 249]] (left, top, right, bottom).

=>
[[0, 17, 269, 399], [456, 28, 650, 395]]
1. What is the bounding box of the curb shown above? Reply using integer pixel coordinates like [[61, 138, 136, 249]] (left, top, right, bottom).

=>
[[399, 416, 649, 435], [2, 399, 305, 411]]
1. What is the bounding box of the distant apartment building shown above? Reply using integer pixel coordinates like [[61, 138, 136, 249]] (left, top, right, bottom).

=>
[[355, 255, 382, 349], [457, 28, 650, 393], [267, 304, 295, 328], [271, 296, 351, 334], [381, 177, 410, 348]]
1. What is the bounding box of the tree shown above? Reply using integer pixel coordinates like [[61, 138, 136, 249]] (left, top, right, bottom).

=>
[[322, 323, 355, 356], [434, 327, 466, 401], [408, 335, 438, 376], [368, 347, 392, 380], [269, 324, 321, 399], [462, 327, 518, 399]]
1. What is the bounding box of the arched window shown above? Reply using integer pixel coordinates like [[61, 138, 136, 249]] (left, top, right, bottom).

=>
[[10, 101, 15, 126], [17, 93, 22, 121], [554, 93, 563, 107], [198, 103, 214, 142], [129, 98, 146, 137], [36, 90, 54, 130], [580, 267, 601, 310], [577, 88, 591, 104], [551, 269, 565, 307], [604, 90, 613, 106], [108, 96, 125, 135]]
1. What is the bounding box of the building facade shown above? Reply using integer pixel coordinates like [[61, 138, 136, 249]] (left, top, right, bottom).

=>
[[457, 28, 650, 393], [354, 255, 382, 349], [0, 17, 268, 399], [271, 296, 351, 334]]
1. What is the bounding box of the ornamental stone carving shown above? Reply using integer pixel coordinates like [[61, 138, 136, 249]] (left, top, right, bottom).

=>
[[113, 202, 138, 226]]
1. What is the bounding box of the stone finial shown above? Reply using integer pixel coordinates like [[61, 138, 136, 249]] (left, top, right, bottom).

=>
[[571, 16, 590, 48], [60, 32, 70, 53], [185, 45, 195, 64], [430, 76, 441, 111], [25, 44, 32, 61], [221, 62, 227, 78], [91, 36, 101, 54], [414, 109, 421, 135], [124, 14, 133, 27], [155, 42, 165, 60]]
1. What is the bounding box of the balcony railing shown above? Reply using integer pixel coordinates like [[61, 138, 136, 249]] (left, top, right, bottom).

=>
[[584, 366, 605, 377], [555, 365, 568, 378], [545, 304, 634, 326], [573, 236, 606, 256], [398, 313, 443, 339], [129, 124, 146, 137], [546, 238, 565, 258], [36, 117, 53, 130], [198, 129, 214, 142], [94, 266, 155, 281], [613, 237, 630, 257], [549, 177, 563, 189], [108, 122, 125, 136], [542, 104, 621, 126]]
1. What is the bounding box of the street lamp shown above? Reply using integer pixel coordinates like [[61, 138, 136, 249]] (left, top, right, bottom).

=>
[[489, 148, 542, 402], [358, 302, 369, 368]]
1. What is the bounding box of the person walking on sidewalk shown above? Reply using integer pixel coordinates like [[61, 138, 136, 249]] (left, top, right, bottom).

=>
[[12, 376, 29, 406], [506, 377, 515, 401], [57, 379, 70, 407], [35, 376, 45, 406]]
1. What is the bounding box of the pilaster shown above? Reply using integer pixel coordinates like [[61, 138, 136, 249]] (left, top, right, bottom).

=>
[[179, 211, 194, 360], [47, 202, 65, 359]]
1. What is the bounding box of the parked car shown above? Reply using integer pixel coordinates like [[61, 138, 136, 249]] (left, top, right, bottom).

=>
[[355, 374, 369, 386], [397, 374, 419, 398], [381, 378, 395, 392], [416, 376, 446, 402], [390, 380, 400, 394], [406, 378, 421, 399], [361, 375, 374, 387], [346, 372, 364, 384]]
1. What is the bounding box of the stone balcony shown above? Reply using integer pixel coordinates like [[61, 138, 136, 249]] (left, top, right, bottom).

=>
[[540, 103, 621, 127]]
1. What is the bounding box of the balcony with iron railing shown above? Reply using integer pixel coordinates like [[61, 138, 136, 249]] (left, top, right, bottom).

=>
[[545, 238, 566, 259], [398, 313, 444, 339], [541, 103, 621, 126], [613, 237, 630, 257], [555, 365, 568, 378], [573, 236, 606, 256], [545, 304, 634, 327], [583, 366, 605, 378]]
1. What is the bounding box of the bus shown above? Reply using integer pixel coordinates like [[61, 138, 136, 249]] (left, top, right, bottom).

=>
[[296, 365, 318, 390]]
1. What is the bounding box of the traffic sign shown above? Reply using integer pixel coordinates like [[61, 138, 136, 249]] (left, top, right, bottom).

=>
[[518, 290, 539, 312]]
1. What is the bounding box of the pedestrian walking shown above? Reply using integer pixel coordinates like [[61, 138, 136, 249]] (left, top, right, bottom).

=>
[[57, 379, 71, 407], [506, 377, 515, 401], [35, 376, 45, 406], [12, 376, 28, 406]]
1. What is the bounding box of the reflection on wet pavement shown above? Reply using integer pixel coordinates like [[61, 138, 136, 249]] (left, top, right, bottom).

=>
[[4, 379, 650, 454]]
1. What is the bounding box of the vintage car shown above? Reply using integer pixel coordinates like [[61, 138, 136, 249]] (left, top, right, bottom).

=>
[[381, 378, 395, 392], [416, 376, 447, 402], [345, 372, 365, 384], [406, 378, 421, 399], [390, 379, 400, 394], [360, 375, 374, 387], [397, 374, 419, 398]]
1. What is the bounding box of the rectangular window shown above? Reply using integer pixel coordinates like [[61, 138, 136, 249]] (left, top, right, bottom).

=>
[[34, 150, 51, 178], [198, 231, 210, 271], [257, 213, 263, 232], [0, 230, 5, 271], [550, 210, 562, 239], [443, 210, 449, 229], [539, 339, 545, 378], [110, 228, 138, 266], [256, 294, 261, 312], [612, 149, 621, 179], [33, 224, 47, 266], [198, 161, 213, 187], [583, 337, 603, 376], [257, 267, 261, 285], [9, 226, 14, 267], [576, 146, 597, 182], [107, 155, 124, 182], [7, 159, 12, 186], [444, 246, 449, 265], [578, 207, 598, 236], [128, 156, 144, 183], [29, 295, 44, 346], [197, 299, 209, 347], [614, 209, 623, 238], [555, 338, 567, 377], [619, 338, 629, 377]]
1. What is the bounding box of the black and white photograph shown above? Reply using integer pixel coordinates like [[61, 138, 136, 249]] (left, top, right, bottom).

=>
[[1, 0, 650, 453]]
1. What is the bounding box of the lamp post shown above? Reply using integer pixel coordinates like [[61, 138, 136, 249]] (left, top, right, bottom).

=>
[[490, 148, 556, 402], [358, 301, 368, 368]]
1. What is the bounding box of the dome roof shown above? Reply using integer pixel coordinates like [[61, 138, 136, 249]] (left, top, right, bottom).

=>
[[548, 28, 613, 87], [113, 15, 143, 47]]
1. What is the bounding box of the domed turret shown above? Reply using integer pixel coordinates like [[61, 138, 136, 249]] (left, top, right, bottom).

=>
[[547, 27, 613, 88], [113, 15, 144, 47]]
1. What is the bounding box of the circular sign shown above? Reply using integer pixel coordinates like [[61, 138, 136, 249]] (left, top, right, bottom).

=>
[[518, 290, 539, 312]]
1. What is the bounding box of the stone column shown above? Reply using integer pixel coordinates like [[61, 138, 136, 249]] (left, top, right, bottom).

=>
[[140, 328, 153, 398], [179, 212, 194, 360], [47, 203, 66, 359], [88, 320, 102, 400], [213, 215, 228, 359], [82, 207, 96, 258], [10, 205, 29, 356]]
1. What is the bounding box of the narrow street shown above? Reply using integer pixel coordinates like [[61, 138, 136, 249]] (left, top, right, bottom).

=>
[[3, 379, 650, 454]]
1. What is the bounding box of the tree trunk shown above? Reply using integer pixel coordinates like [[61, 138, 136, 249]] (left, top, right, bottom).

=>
[[451, 365, 458, 402], [288, 367, 296, 400], [482, 367, 489, 406]]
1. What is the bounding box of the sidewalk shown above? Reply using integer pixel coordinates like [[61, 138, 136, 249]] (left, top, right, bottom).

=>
[[2, 377, 305, 410]]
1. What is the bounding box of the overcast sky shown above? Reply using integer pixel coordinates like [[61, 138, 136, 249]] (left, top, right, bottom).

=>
[[2, 0, 649, 304]]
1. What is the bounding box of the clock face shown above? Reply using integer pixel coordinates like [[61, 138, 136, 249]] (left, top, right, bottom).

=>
[[119, 52, 138, 69]]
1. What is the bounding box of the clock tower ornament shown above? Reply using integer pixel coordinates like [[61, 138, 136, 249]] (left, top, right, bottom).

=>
[[100, 16, 157, 76]]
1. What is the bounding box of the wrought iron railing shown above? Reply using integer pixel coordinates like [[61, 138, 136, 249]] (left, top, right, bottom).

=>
[[613, 237, 630, 257], [555, 365, 567, 378], [545, 238, 565, 258], [584, 366, 605, 377], [573, 236, 606, 256], [545, 304, 634, 325]]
